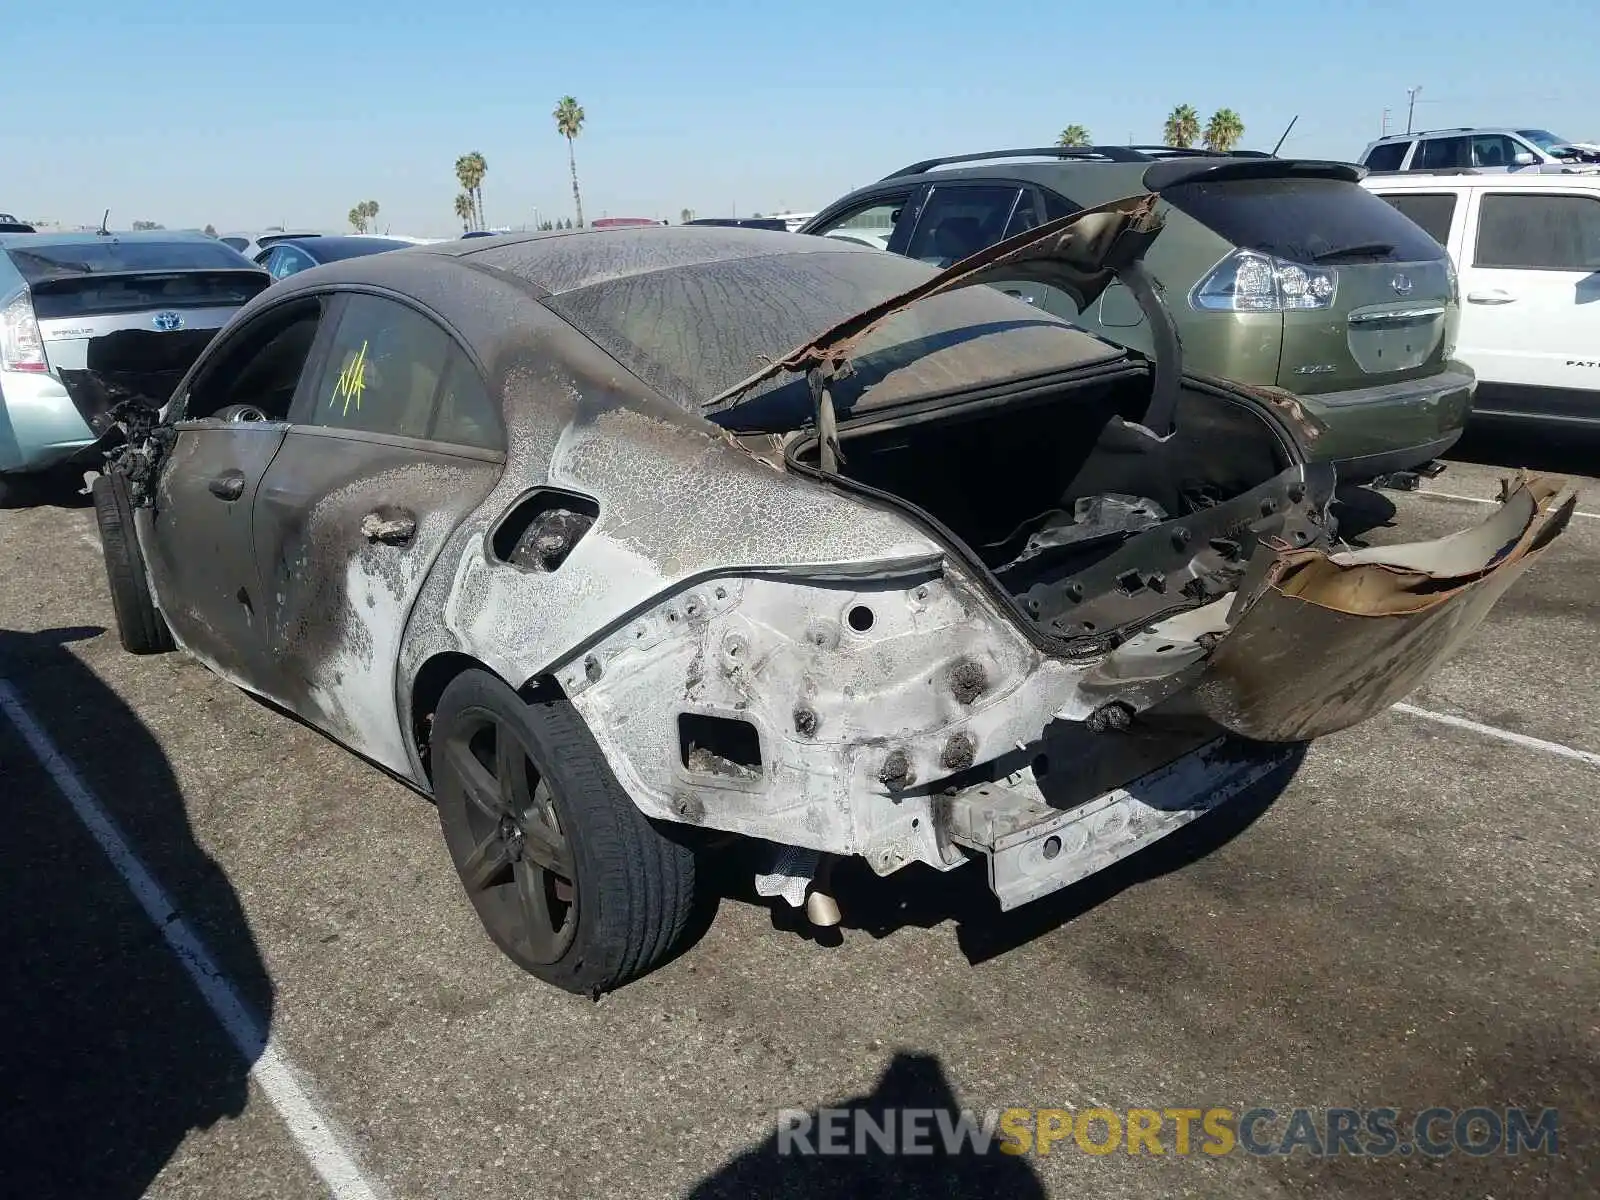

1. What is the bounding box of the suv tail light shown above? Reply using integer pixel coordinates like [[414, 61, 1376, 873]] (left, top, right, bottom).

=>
[[0, 292, 48, 372], [1191, 249, 1337, 313]]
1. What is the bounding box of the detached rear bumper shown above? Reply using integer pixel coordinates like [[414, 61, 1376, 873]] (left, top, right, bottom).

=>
[[948, 737, 1294, 911]]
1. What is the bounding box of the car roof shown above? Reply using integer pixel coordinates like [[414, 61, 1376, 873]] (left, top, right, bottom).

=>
[[833, 153, 1292, 211], [1369, 127, 1542, 143], [0, 228, 221, 251], [242, 225, 1128, 415], [273, 235, 413, 259], [445, 224, 879, 294]]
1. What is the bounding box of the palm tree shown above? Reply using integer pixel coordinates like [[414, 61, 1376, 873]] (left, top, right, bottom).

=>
[[454, 153, 487, 230], [348, 205, 366, 233], [680, 207, 694, 224], [453, 193, 475, 233], [1056, 125, 1091, 148], [1203, 109, 1246, 153], [361, 199, 380, 231], [553, 96, 585, 228], [1164, 104, 1201, 149]]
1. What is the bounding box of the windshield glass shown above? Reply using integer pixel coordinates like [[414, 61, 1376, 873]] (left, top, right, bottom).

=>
[[8, 238, 256, 283], [1516, 129, 1569, 153], [543, 249, 1123, 428]]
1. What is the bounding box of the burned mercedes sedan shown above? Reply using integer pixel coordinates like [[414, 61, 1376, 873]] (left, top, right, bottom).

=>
[[94, 171, 1575, 994]]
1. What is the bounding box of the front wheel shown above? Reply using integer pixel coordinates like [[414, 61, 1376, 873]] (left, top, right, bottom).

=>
[[432, 670, 697, 994]]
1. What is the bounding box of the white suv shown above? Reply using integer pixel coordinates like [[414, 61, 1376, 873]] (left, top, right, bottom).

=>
[[1360, 128, 1600, 175], [1363, 171, 1600, 430]]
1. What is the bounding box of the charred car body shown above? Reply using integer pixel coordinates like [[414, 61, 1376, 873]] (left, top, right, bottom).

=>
[[0, 230, 269, 504], [94, 168, 1574, 994]]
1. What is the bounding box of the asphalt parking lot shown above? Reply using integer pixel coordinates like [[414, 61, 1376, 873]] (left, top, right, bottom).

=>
[[2, 431, 1596, 1199]]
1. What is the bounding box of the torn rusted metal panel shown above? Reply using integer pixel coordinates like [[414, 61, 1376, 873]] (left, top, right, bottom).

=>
[[1229, 381, 1331, 449], [1186, 474, 1576, 742]]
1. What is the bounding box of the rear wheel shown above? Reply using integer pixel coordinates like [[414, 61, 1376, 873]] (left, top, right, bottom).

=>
[[432, 670, 697, 994], [91, 472, 174, 654]]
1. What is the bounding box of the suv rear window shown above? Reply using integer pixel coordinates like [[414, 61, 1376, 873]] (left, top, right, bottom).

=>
[[1363, 142, 1409, 172], [1162, 177, 1447, 265]]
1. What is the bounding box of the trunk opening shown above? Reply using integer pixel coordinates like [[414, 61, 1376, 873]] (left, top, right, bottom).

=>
[[790, 369, 1331, 649]]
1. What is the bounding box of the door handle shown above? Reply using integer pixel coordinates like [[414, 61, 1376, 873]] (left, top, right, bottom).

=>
[[208, 471, 245, 501], [1466, 290, 1517, 305], [360, 511, 417, 545]]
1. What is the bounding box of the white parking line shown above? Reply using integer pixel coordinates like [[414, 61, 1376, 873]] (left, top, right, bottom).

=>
[[1409, 488, 1600, 521], [1393, 702, 1600, 768], [0, 681, 385, 1200]]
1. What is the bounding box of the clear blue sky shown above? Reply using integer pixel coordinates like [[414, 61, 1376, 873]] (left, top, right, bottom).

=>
[[5, 0, 1595, 236]]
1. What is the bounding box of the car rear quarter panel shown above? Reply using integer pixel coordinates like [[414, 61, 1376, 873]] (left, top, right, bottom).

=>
[[392, 297, 955, 785]]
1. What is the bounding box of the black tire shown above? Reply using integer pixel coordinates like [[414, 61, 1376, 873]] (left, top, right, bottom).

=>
[[91, 472, 174, 655], [433, 669, 697, 994]]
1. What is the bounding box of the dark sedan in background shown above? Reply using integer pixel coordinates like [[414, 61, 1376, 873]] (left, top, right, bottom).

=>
[[255, 235, 414, 280]]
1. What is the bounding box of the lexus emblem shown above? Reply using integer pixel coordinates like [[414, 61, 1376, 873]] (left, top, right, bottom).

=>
[[1390, 274, 1413, 297], [152, 311, 184, 332]]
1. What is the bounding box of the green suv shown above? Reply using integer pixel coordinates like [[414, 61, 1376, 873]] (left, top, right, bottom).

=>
[[800, 148, 1473, 478]]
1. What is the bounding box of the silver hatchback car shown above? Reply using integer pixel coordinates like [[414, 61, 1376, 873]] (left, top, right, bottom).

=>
[[0, 230, 269, 504]]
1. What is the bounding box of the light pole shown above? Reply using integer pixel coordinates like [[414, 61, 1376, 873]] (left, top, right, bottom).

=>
[[1405, 86, 1422, 135]]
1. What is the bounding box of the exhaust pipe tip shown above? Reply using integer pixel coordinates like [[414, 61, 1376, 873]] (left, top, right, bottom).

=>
[[805, 889, 842, 928]]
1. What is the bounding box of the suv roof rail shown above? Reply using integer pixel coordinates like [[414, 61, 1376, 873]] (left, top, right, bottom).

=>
[[883, 144, 1277, 179], [884, 145, 1157, 177], [1365, 167, 1488, 177], [1124, 145, 1277, 159]]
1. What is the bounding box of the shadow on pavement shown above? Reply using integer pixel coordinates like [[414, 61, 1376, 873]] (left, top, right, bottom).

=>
[[1454, 422, 1600, 480], [688, 1051, 1045, 1198], [0, 626, 273, 1200]]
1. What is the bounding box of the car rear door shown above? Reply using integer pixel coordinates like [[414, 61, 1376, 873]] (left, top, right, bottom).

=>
[[251, 291, 506, 774], [1454, 186, 1600, 419], [143, 296, 332, 684]]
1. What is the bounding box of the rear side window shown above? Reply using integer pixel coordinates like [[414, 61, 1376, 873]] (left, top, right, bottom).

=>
[[808, 196, 912, 250], [1413, 137, 1469, 170], [1041, 191, 1078, 222], [1378, 192, 1459, 246], [1474, 193, 1600, 270], [306, 296, 453, 439], [905, 185, 1023, 266], [1363, 142, 1409, 172], [431, 352, 502, 451], [1163, 177, 1447, 264]]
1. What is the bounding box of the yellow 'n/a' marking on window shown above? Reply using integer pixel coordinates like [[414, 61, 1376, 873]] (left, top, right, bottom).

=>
[[331, 341, 368, 416]]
